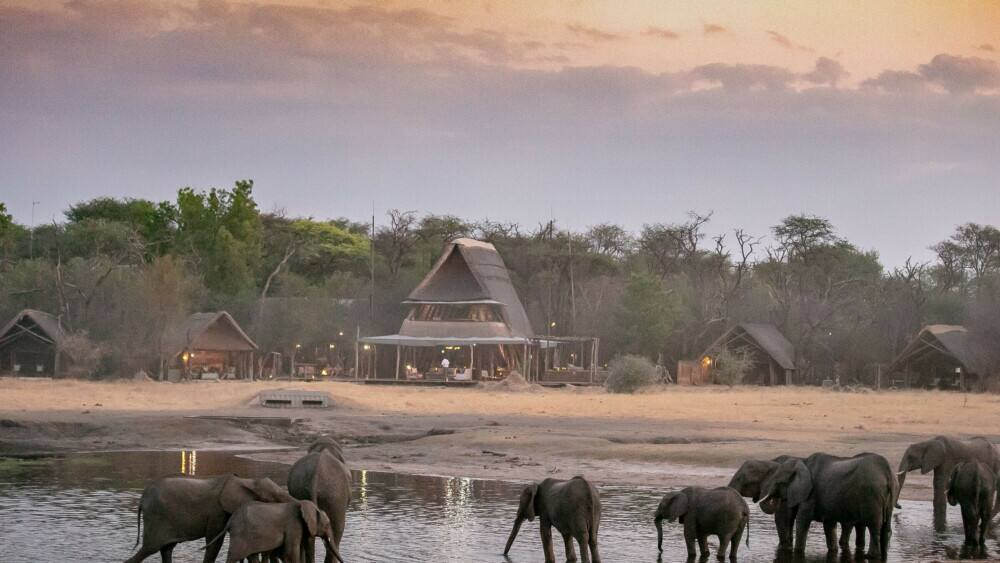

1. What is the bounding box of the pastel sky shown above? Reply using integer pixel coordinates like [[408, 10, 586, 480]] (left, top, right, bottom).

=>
[[2, 0, 999, 265]]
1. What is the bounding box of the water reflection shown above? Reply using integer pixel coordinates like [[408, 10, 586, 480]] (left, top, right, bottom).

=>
[[0, 451, 992, 562]]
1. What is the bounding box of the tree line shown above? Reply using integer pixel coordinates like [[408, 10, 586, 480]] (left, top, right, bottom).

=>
[[1, 181, 999, 382]]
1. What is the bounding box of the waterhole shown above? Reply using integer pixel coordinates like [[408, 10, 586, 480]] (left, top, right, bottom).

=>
[[0, 451, 991, 562]]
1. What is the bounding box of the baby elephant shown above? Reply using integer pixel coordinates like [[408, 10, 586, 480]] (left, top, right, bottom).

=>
[[947, 460, 998, 552], [208, 500, 343, 563], [655, 487, 749, 561]]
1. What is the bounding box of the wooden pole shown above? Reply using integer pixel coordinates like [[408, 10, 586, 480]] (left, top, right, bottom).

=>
[[354, 339, 360, 380], [395, 345, 401, 380], [523, 343, 529, 381]]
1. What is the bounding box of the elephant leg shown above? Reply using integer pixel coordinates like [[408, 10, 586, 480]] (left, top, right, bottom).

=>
[[588, 532, 601, 563], [159, 544, 175, 563], [124, 544, 161, 563], [865, 521, 883, 560], [697, 534, 709, 559], [774, 509, 792, 549], [730, 525, 743, 562], [932, 469, 949, 532], [683, 522, 698, 558], [562, 531, 578, 562], [823, 521, 838, 552], [854, 524, 866, 553], [576, 532, 592, 563], [203, 533, 225, 563], [794, 517, 811, 553], [540, 523, 557, 563], [717, 534, 732, 561]]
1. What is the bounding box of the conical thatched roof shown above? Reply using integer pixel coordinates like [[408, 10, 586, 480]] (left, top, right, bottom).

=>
[[701, 322, 796, 370], [161, 311, 257, 358], [0, 309, 66, 348], [890, 324, 993, 375]]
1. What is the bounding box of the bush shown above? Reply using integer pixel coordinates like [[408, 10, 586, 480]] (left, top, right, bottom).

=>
[[604, 354, 659, 394], [713, 346, 755, 387]]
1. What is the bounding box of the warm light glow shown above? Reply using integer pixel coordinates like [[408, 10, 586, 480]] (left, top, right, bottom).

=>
[[338, 331, 344, 336], [702, 356, 713, 367], [363, 344, 371, 351], [182, 352, 190, 362], [550, 321, 556, 327], [295, 343, 302, 349], [329, 343, 336, 349]]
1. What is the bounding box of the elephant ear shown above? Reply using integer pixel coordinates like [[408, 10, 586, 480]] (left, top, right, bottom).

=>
[[786, 461, 813, 509], [299, 501, 320, 537], [219, 476, 256, 513], [946, 464, 961, 506], [666, 493, 689, 521], [519, 483, 539, 521], [921, 440, 946, 474]]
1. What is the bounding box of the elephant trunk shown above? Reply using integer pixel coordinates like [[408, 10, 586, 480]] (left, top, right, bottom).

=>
[[655, 517, 664, 552], [504, 517, 523, 555], [323, 537, 344, 563]]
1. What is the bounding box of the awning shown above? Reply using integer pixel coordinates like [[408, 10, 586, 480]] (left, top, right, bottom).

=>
[[358, 335, 531, 347]]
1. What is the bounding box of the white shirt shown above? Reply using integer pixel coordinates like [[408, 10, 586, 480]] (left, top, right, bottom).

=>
[[441, 358, 450, 368]]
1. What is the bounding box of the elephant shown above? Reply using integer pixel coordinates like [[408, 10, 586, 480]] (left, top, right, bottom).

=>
[[728, 455, 800, 550], [287, 437, 351, 563], [504, 475, 602, 563], [654, 486, 748, 561], [124, 474, 295, 563], [760, 452, 895, 560], [947, 460, 998, 552], [897, 435, 1000, 530], [206, 499, 343, 563]]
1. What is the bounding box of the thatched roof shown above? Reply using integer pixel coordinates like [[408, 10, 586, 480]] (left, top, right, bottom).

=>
[[0, 309, 67, 348], [400, 238, 533, 338], [702, 323, 796, 370], [890, 324, 992, 375], [162, 311, 257, 357]]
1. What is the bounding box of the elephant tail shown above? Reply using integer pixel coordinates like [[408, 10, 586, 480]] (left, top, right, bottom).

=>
[[744, 511, 750, 547], [133, 505, 142, 548], [203, 518, 232, 551]]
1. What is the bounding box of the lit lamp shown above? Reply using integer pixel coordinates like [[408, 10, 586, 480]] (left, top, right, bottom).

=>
[[702, 356, 712, 367], [329, 343, 336, 349], [363, 344, 371, 351]]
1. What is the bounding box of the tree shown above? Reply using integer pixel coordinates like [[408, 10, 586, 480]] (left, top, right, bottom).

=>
[[611, 272, 675, 359], [713, 346, 755, 387], [173, 180, 262, 295]]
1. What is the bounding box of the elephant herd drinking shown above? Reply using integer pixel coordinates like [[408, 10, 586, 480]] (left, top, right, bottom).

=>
[[122, 434, 1000, 562]]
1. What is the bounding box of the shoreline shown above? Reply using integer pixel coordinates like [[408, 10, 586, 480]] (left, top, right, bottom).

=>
[[3, 378, 996, 501]]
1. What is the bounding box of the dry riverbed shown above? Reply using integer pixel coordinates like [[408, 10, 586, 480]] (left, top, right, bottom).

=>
[[2, 377, 999, 501]]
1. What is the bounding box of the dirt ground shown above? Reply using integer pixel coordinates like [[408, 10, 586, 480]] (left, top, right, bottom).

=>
[[2, 377, 999, 501]]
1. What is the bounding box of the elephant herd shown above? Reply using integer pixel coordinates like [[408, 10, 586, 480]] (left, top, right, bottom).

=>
[[506, 435, 1000, 562], [121, 434, 1000, 562], [124, 438, 349, 563]]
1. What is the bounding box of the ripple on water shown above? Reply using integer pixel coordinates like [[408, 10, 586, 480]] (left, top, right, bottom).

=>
[[0, 451, 992, 562]]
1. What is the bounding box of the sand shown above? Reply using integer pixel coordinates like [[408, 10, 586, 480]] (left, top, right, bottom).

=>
[[2, 378, 999, 500]]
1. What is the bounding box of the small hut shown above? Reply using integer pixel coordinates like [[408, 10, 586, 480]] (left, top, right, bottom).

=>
[[163, 312, 257, 380], [0, 309, 69, 376], [692, 323, 797, 385], [360, 238, 535, 380], [888, 325, 992, 390]]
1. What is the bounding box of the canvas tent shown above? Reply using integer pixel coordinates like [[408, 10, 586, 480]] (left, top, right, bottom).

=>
[[0, 309, 69, 376], [360, 238, 536, 380], [888, 325, 993, 390], [693, 323, 797, 385], [163, 311, 258, 380]]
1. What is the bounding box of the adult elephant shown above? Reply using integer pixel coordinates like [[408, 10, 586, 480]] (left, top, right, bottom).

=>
[[728, 455, 800, 550], [124, 475, 294, 563], [287, 438, 351, 563], [897, 436, 1000, 530], [760, 452, 895, 560], [504, 476, 602, 563]]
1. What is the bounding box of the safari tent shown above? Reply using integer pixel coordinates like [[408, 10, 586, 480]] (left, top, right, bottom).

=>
[[163, 311, 258, 380], [359, 238, 535, 380], [0, 309, 69, 377], [888, 325, 993, 391], [692, 323, 797, 385]]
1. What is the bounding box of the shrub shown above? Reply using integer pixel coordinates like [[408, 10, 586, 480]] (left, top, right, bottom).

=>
[[713, 346, 755, 387], [604, 354, 659, 394]]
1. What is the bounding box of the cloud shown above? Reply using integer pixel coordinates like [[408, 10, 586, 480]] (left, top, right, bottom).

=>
[[802, 57, 849, 86], [978, 44, 995, 52], [566, 23, 620, 42], [862, 70, 929, 94], [767, 30, 814, 52], [918, 54, 1000, 93], [690, 63, 796, 91], [703, 23, 727, 35], [643, 26, 680, 40]]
